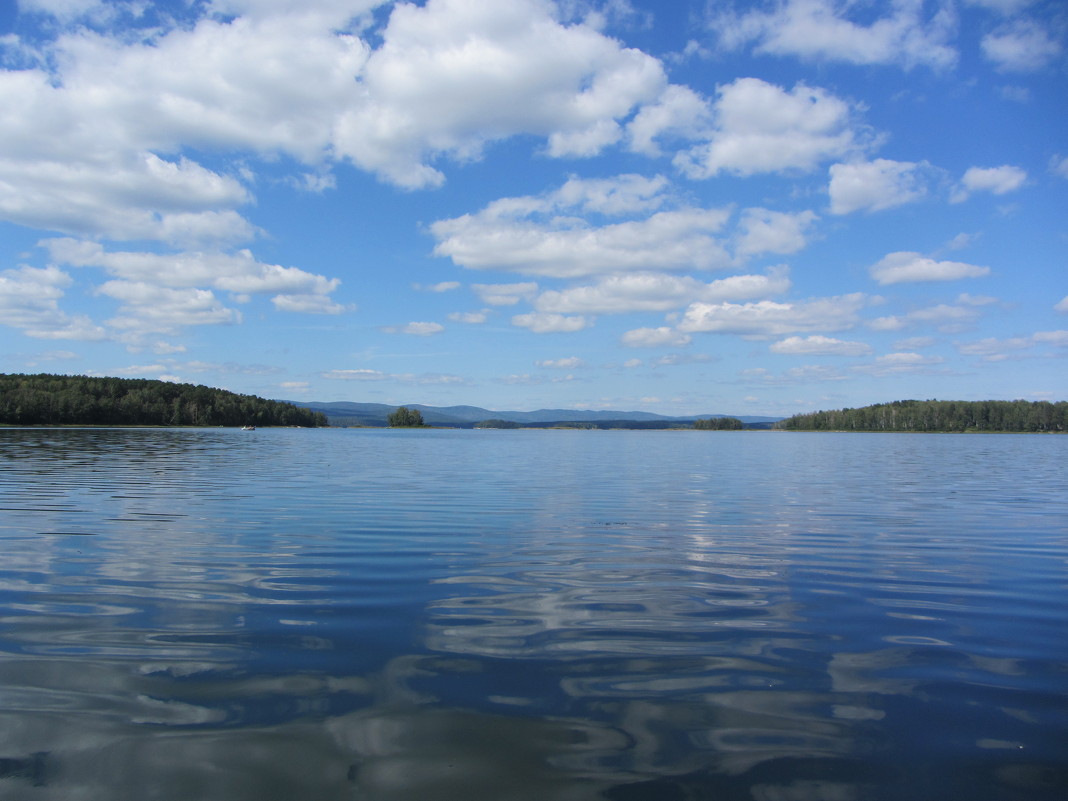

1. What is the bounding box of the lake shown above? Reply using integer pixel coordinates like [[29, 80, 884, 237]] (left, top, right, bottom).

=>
[[0, 427, 1065, 800]]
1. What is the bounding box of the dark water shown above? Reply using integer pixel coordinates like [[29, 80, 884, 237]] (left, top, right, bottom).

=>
[[0, 428, 1065, 800]]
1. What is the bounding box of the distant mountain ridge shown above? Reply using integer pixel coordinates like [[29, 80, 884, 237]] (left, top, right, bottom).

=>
[[283, 400, 781, 428]]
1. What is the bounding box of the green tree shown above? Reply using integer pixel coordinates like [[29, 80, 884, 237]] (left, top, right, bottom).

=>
[[695, 416, 744, 430], [387, 406, 424, 427]]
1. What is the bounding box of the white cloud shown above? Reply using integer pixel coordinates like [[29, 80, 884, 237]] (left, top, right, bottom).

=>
[[534, 268, 791, 315], [16, 0, 112, 23], [448, 310, 488, 324], [620, 327, 693, 348], [471, 282, 539, 306], [433, 177, 732, 278], [869, 303, 982, 333], [982, 20, 1063, 72], [741, 364, 847, 384], [99, 282, 241, 335], [651, 353, 712, 367], [335, 0, 667, 187], [674, 78, 865, 179], [626, 84, 712, 157], [951, 165, 1028, 203], [869, 252, 990, 285], [1051, 155, 1068, 179], [44, 239, 340, 297], [829, 159, 930, 215], [321, 366, 467, 383], [0, 147, 254, 245], [271, 293, 348, 314], [963, 0, 1033, 13], [852, 352, 946, 376], [734, 209, 817, 257], [321, 368, 389, 381], [894, 336, 936, 350], [957, 335, 1034, 361], [1, 0, 682, 252], [957, 292, 998, 306], [708, 0, 958, 70], [419, 281, 461, 293], [552, 174, 671, 216], [511, 312, 591, 333], [396, 321, 445, 336], [537, 357, 586, 369], [1033, 330, 1068, 347], [958, 330, 1068, 361], [0, 263, 107, 340], [678, 293, 868, 338], [769, 335, 872, 356], [1056, 296, 1068, 314]]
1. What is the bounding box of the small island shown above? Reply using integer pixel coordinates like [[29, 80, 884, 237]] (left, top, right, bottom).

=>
[[0, 373, 327, 427]]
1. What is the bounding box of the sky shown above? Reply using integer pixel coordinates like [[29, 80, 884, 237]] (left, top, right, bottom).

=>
[[0, 0, 1065, 417]]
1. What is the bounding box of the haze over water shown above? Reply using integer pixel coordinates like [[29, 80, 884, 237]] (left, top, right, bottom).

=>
[[0, 428, 1065, 800]]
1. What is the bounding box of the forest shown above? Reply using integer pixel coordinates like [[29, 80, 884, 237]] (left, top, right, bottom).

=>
[[694, 416, 744, 430], [776, 399, 1068, 433], [0, 374, 327, 427]]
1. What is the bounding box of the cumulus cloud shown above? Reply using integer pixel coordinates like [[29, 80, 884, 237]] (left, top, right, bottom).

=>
[[0, 148, 255, 245], [99, 282, 241, 335], [769, 335, 872, 356], [511, 312, 591, 333], [740, 364, 846, 384], [869, 302, 983, 333], [334, 0, 667, 187], [951, 165, 1027, 202], [958, 330, 1068, 361], [0, 263, 107, 340], [536, 357, 586, 369], [534, 268, 791, 315], [674, 78, 866, 179], [678, 293, 868, 338], [271, 294, 348, 314], [0, 0, 687, 259], [626, 84, 712, 157], [1056, 295, 1068, 313], [829, 159, 931, 215], [447, 310, 488, 324], [321, 367, 467, 384], [620, 327, 693, 348], [981, 20, 1063, 72], [708, 0, 958, 70], [471, 282, 539, 306], [869, 252, 990, 285], [432, 176, 732, 278], [734, 209, 817, 257], [418, 281, 461, 293], [387, 321, 445, 336], [44, 240, 341, 296], [852, 352, 947, 376]]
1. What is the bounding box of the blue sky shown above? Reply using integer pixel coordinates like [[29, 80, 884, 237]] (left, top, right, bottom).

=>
[[1, 0, 1065, 416]]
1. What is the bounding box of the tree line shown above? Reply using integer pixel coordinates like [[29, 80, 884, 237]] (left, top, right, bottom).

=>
[[776, 399, 1068, 433], [694, 416, 744, 430], [0, 373, 327, 427]]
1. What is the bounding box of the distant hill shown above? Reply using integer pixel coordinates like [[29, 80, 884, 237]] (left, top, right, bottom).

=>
[[283, 400, 781, 429]]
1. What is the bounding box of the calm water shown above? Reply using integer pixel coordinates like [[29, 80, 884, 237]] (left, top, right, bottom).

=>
[[0, 428, 1065, 800]]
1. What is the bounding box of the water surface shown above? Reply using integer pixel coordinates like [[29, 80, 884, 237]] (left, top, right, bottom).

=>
[[0, 428, 1065, 800]]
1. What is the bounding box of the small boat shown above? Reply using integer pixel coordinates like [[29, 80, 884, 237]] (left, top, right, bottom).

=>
[[241, 425, 256, 431]]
